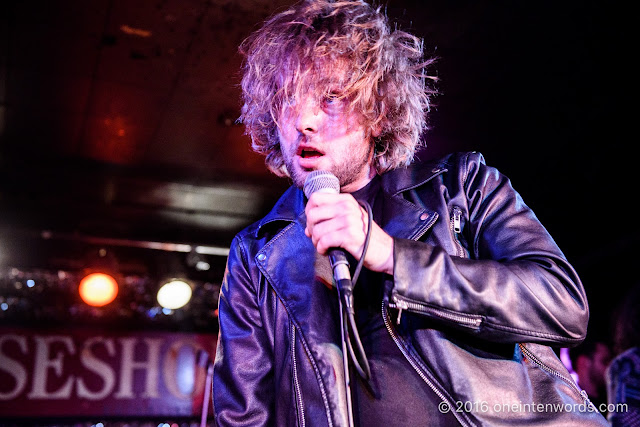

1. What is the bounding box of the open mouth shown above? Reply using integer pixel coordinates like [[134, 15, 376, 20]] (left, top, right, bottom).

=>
[[300, 148, 323, 158]]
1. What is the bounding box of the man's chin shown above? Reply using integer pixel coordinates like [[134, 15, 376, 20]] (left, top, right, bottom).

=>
[[287, 164, 342, 190], [287, 167, 309, 189]]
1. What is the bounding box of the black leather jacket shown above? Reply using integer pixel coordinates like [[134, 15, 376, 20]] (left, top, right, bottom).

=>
[[213, 152, 608, 426]]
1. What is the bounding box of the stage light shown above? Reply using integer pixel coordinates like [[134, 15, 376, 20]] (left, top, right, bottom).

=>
[[157, 280, 192, 309], [79, 273, 118, 307]]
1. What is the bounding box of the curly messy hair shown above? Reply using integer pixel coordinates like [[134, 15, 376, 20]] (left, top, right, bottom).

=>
[[239, 0, 436, 176]]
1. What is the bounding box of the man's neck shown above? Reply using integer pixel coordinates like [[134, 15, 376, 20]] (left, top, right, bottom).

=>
[[342, 165, 377, 193]]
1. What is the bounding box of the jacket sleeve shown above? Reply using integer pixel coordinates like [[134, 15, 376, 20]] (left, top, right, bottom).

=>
[[390, 152, 588, 345], [213, 234, 274, 426], [606, 349, 640, 426]]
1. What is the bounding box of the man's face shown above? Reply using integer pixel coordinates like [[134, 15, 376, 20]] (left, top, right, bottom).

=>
[[277, 94, 375, 193]]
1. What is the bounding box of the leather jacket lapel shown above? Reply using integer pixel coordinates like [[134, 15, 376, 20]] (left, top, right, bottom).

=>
[[256, 217, 337, 330], [382, 193, 439, 240], [255, 211, 349, 425]]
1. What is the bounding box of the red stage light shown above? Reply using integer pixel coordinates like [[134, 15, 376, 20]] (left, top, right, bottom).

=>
[[79, 273, 118, 307]]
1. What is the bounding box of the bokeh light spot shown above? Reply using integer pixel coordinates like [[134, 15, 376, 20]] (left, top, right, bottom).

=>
[[79, 273, 118, 307]]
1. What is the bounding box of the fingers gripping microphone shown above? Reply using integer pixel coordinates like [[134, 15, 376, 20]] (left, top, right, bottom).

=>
[[303, 171, 352, 285]]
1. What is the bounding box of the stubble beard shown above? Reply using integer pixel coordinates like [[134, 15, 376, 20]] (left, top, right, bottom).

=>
[[284, 143, 374, 192]]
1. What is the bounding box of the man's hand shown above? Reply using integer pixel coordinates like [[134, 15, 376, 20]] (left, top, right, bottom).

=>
[[304, 192, 394, 275]]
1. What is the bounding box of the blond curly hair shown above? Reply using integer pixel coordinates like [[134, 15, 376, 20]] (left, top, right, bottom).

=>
[[239, 0, 436, 176]]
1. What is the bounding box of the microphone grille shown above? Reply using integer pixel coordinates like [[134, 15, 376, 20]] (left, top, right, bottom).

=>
[[303, 170, 340, 197]]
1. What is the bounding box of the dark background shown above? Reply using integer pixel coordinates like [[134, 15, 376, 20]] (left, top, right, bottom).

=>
[[0, 1, 635, 342]]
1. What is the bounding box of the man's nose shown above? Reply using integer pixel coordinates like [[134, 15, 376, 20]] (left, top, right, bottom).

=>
[[294, 99, 322, 134]]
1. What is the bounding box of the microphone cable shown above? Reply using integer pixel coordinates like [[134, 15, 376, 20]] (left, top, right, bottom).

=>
[[338, 199, 373, 382]]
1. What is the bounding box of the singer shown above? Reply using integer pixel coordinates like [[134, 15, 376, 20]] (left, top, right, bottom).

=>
[[213, 1, 607, 426]]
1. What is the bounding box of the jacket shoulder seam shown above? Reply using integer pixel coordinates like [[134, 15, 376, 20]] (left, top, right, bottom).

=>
[[232, 233, 259, 295]]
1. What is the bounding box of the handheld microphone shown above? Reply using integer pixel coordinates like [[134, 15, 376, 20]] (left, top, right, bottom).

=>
[[304, 170, 371, 391], [303, 169, 372, 395], [303, 170, 352, 285]]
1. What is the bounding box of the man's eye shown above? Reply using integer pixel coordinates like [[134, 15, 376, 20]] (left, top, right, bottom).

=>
[[323, 95, 343, 109]]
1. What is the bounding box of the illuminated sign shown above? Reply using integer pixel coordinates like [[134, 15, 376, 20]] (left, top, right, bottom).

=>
[[0, 328, 216, 418]]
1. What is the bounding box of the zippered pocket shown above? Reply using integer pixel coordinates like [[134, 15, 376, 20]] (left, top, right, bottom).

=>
[[382, 301, 476, 427], [450, 206, 467, 258], [391, 293, 483, 329], [519, 343, 597, 411]]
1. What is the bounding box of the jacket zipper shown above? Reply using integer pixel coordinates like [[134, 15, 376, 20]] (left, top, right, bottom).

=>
[[382, 301, 475, 427], [450, 206, 465, 258], [518, 343, 596, 411], [391, 294, 483, 329], [382, 206, 475, 427], [393, 204, 481, 325], [289, 320, 335, 427], [291, 324, 306, 427]]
